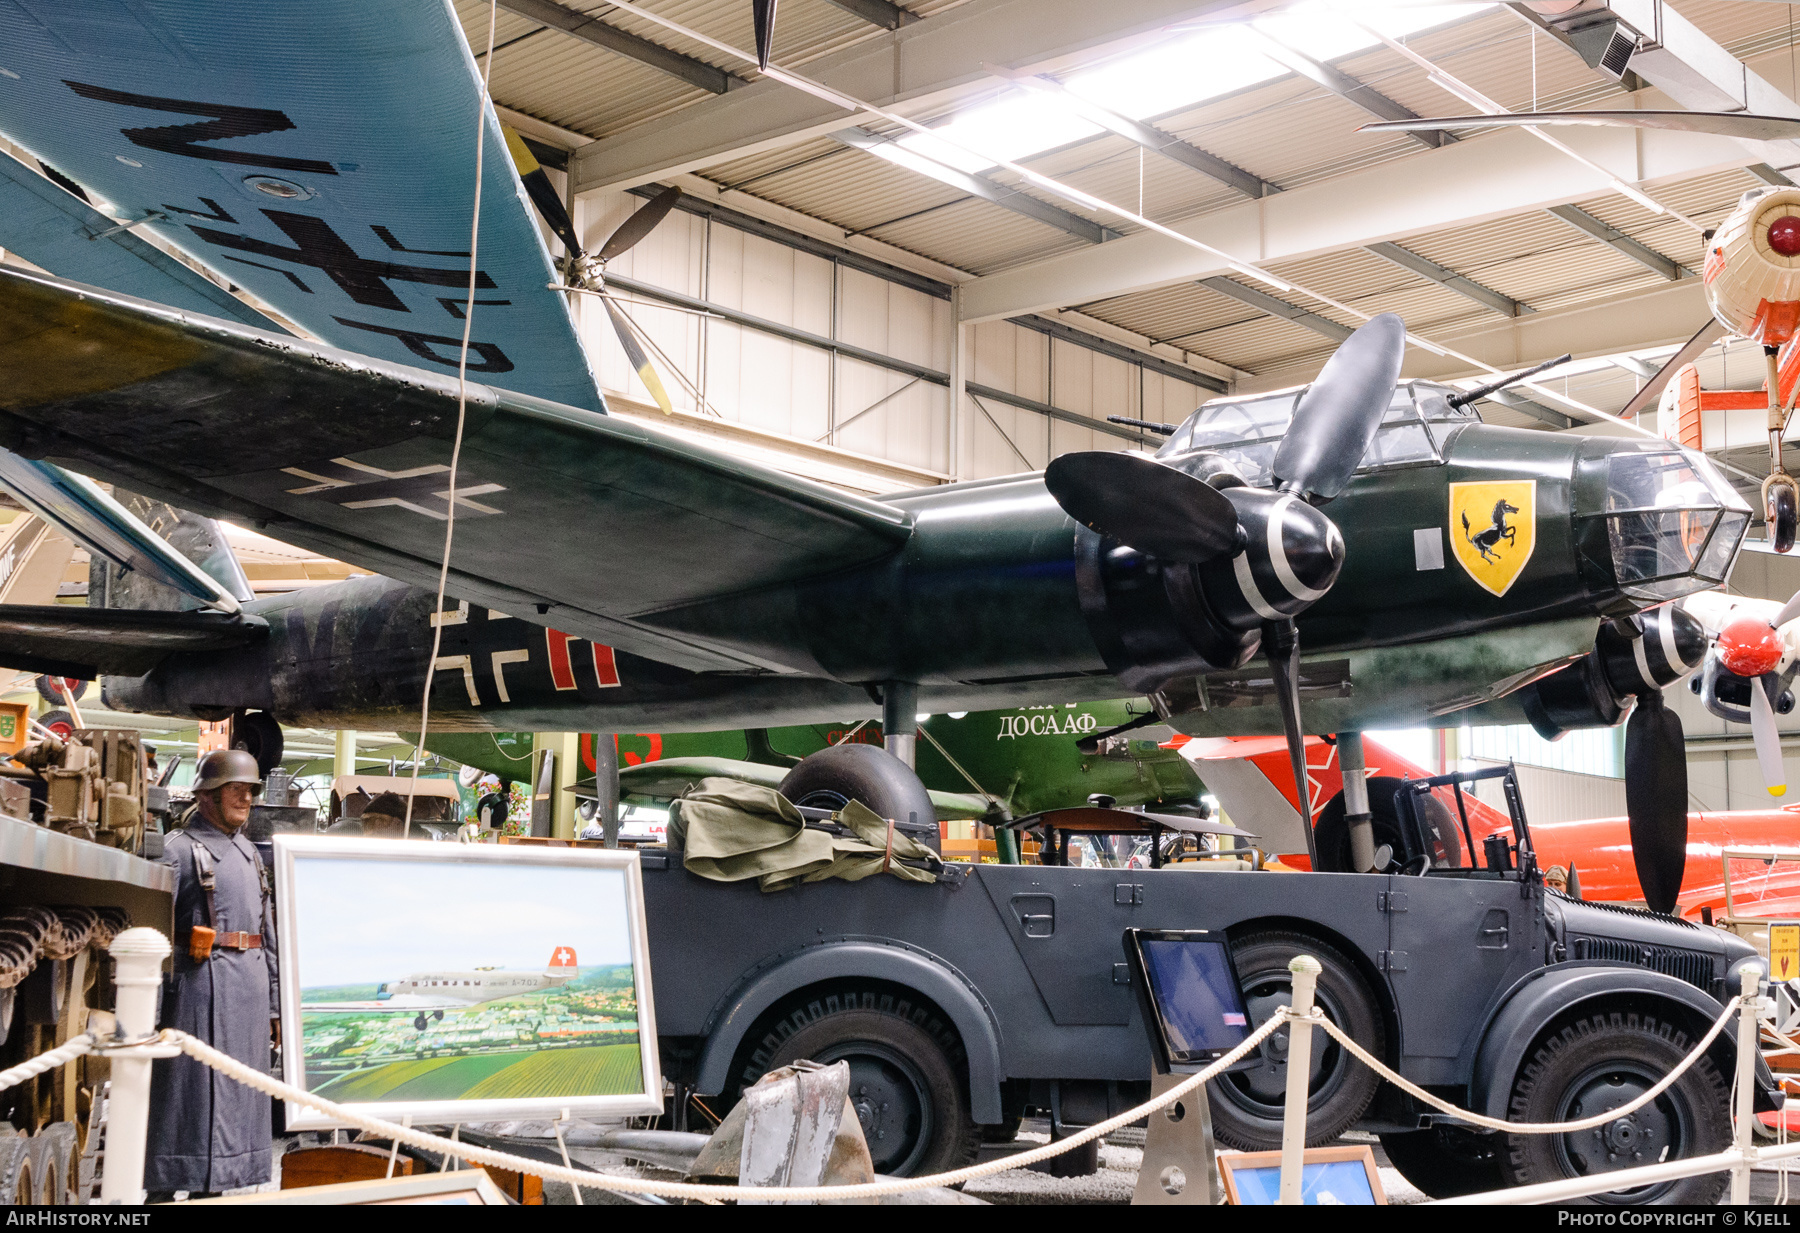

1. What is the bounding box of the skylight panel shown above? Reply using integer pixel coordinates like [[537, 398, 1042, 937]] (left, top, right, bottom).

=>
[[1063, 27, 1286, 122]]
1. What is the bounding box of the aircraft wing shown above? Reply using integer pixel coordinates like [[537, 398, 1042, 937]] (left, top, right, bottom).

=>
[[0, 0, 600, 412], [0, 148, 286, 333], [0, 268, 915, 672], [0, 604, 266, 678], [302, 998, 459, 1013]]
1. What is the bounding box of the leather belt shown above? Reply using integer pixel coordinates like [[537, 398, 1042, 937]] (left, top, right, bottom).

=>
[[181, 929, 262, 950]]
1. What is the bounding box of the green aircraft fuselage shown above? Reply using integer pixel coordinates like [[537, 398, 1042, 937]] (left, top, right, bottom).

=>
[[421, 697, 1203, 820]]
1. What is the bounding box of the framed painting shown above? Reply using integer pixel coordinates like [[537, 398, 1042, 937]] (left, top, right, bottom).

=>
[[274, 836, 661, 1129]]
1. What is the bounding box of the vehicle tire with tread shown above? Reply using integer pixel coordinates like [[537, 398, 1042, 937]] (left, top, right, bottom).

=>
[[1378, 1125, 1505, 1198], [1502, 1011, 1730, 1204], [740, 985, 980, 1177], [0, 1137, 30, 1207], [231, 711, 285, 779], [778, 745, 936, 849], [1208, 931, 1386, 1151], [27, 1124, 75, 1205]]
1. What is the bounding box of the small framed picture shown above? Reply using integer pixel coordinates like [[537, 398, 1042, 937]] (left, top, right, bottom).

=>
[[274, 836, 662, 1129], [1217, 1144, 1386, 1205]]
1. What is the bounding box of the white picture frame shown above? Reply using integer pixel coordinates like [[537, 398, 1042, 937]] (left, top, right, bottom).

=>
[[274, 835, 662, 1130]]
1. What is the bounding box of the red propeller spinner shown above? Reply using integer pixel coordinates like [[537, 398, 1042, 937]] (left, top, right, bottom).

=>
[[1718, 614, 1784, 677]]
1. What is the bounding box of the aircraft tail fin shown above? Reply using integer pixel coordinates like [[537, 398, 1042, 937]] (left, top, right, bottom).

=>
[[546, 946, 578, 974], [86, 486, 252, 615]]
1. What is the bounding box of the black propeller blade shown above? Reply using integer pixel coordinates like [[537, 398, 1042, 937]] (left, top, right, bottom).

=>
[[753, 0, 778, 70], [597, 186, 685, 264], [503, 126, 584, 259], [1044, 452, 1243, 562], [1264, 619, 1321, 868], [1624, 691, 1689, 914], [1618, 319, 1727, 421], [1272, 312, 1406, 503]]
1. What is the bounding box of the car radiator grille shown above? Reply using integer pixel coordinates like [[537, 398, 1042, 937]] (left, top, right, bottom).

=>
[[1568, 936, 1717, 994]]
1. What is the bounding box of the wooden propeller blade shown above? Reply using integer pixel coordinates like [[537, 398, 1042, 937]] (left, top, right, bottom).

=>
[[602, 295, 674, 415], [597, 186, 683, 263], [503, 124, 583, 258]]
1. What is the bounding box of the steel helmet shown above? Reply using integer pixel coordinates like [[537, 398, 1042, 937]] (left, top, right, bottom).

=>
[[192, 749, 265, 793]]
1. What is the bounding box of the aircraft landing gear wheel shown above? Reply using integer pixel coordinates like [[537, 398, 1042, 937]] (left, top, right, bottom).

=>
[[1502, 1012, 1730, 1204], [414, 1014, 429, 1031], [1207, 931, 1386, 1151], [1378, 1125, 1504, 1198], [777, 744, 936, 850], [739, 986, 979, 1177], [433, 1010, 444, 1022], [231, 711, 285, 778], [1766, 473, 1799, 555]]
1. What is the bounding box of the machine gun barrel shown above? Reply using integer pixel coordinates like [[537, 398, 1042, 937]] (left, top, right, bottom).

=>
[[1105, 415, 1179, 435], [1447, 353, 1573, 408]]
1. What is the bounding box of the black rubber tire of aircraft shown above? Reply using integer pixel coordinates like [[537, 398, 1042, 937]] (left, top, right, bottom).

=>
[[739, 986, 981, 1178], [231, 711, 285, 779], [1502, 1012, 1730, 1204], [1207, 931, 1386, 1152], [0, 1137, 30, 1206], [778, 745, 936, 838], [1378, 1125, 1506, 1198], [37, 710, 73, 741]]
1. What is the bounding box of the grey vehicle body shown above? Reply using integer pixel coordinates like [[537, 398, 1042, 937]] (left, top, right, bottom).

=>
[[640, 851, 1773, 1147]]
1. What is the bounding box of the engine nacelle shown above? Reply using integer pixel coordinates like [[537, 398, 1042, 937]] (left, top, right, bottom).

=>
[[1516, 604, 1706, 739], [1706, 186, 1800, 345], [1074, 486, 1343, 694]]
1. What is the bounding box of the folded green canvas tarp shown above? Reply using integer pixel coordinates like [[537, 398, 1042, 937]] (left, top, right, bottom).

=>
[[669, 777, 940, 893]]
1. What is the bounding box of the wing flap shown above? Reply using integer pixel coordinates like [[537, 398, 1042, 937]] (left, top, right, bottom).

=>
[[0, 604, 266, 678], [0, 268, 913, 671]]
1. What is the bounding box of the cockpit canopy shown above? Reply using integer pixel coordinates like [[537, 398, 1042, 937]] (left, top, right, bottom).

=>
[[1155, 381, 1476, 484], [1584, 447, 1748, 602]]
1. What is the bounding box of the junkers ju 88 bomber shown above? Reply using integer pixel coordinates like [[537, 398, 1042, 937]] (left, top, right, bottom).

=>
[[0, 276, 1746, 899]]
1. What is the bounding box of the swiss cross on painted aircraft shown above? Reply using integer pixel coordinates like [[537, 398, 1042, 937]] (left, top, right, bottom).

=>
[[0, 0, 1756, 904], [306, 946, 578, 1032]]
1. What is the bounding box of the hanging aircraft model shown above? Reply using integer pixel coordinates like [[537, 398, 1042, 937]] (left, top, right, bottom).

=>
[[0, 0, 1755, 914]]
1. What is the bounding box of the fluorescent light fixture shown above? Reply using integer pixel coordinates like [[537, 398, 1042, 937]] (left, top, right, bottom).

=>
[[897, 94, 1099, 172], [1609, 178, 1668, 216], [1231, 263, 1295, 292]]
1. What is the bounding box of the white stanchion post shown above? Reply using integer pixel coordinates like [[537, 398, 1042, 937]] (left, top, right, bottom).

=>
[[1734, 965, 1763, 1205], [100, 927, 172, 1205], [1278, 955, 1321, 1206]]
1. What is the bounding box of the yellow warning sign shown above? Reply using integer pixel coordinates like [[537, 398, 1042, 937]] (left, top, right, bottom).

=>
[[1449, 480, 1537, 598], [1772, 922, 1800, 982]]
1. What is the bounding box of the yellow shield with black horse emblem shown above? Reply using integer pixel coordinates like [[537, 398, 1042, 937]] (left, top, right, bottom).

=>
[[1450, 481, 1536, 597]]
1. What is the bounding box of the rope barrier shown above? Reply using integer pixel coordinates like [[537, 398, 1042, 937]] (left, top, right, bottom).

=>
[[0, 1036, 90, 1093], [163, 1019, 1285, 1202], [1306, 996, 1745, 1135], [0, 981, 1756, 1201]]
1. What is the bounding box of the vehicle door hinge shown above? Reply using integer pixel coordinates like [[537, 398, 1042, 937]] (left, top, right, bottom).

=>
[[1377, 950, 1409, 973], [1377, 891, 1408, 913], [1115, 883, 1144, 906]]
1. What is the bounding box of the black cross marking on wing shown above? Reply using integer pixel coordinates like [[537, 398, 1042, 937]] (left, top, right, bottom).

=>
[[281, 459, 505, 521], [190, 210, 495, 312]]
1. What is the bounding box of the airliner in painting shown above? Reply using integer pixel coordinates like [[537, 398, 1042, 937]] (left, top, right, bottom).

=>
[[307, 947, 579, 1030]]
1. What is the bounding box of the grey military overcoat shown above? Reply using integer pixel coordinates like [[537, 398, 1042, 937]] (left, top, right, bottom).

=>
[[145, 816, 278, 1193]]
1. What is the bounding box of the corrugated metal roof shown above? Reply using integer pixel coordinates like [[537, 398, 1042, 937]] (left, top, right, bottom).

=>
[[467, 0, 1800, 413]]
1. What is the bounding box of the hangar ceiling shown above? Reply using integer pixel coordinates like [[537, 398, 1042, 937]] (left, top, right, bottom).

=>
[[452, 0, 1800, 455]]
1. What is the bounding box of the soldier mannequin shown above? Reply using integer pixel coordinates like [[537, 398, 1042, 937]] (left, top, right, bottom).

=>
[[145, 750, 279, 1201]]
